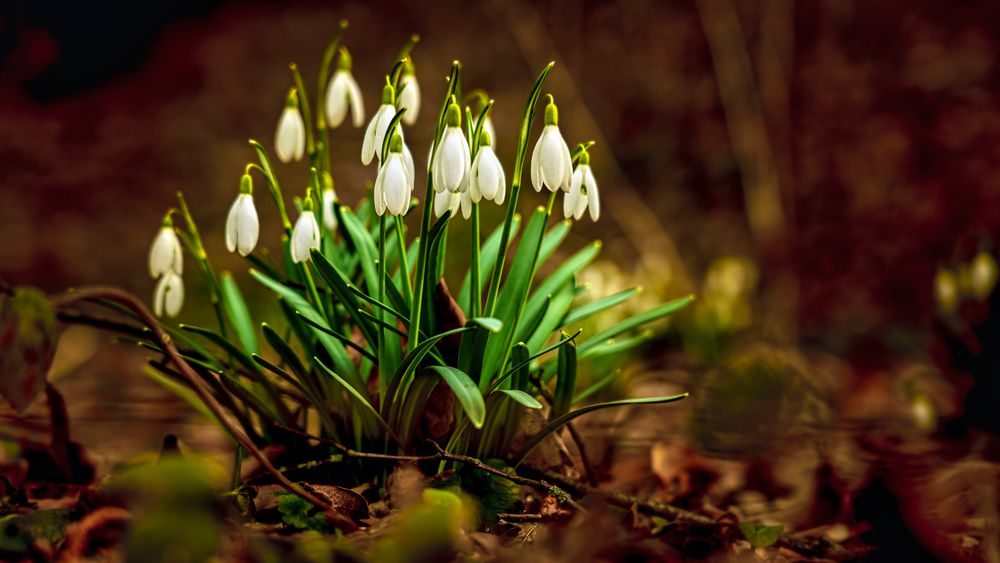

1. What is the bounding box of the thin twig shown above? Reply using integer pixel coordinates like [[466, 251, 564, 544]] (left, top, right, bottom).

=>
[[51, 287, 332, 512], [527, 468, 855, 561], [274, 424, 586, 512]]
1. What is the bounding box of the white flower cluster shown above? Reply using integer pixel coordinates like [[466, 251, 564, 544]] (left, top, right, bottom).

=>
[[147, 215, 184, 318], [150, 46, 603, 317]]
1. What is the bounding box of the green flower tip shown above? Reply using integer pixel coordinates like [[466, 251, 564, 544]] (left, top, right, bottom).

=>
[[389, 132, 403, 153], [381, 80, 395, 105], [338, 18, 349, 30], [544, 95, 558, 126], [578, 148, 590, 165], [285, 88, 299, 108], [445, 100, 461, 127], [323, 171, 334, 191], [161, 209, 176, 227], [478, 129, 492, 147], [402, 57, 415, 76], [240, 173, 253, 194], [304, 188, 315, 211], [337, 46, 352, 70]]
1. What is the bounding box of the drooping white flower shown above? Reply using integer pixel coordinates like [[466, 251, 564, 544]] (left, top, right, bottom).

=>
[[321, 186, 339, 231], [470, 130, 505, 205], [362, 82, 400, 166], [433, 189, 460, 218], [325, 47, 364, 128], [291, 200, 321, 263], [563, 149, 600, 222], [530, 96, 572, 192], [373, 133, 413, 216], [153, 270, 184, 318], [482, 116, 496, 148], [148, 217, 183, 279], [432, 99, 470, 194], [225, 175, 259, 256], [275, 89, 306, 163], [460, 189, 472, 219], [397, 70, 420, 126]]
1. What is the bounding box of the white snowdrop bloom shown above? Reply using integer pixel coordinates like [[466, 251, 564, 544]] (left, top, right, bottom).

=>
[[153, 270, 184, 318], [563, 150, 600, 222], [362, 82, 400, 166], [432, 100, 470, 194], [470, 130, 505, 204], [291, 204, 321, 264], [397, 71, 420, 126], [148, 219, 182, 279], [373, 133, 413, 217], [530, 96, 572, 192], [225, 193, 259, 257], [275, 90, 306, 163], [325, 47, 364, 128], [321, 186, 339, 231], [433, 189, 460, 218]]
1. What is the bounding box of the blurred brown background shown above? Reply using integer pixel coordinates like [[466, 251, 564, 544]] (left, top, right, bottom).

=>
[[2, 0, 1000, 472]]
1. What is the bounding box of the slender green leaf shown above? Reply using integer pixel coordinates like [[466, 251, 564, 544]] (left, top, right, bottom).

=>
[[498, 389, 542, 409], [219, 272, 259, 354], [552, 336, 576, 418], [512, 394, 689, 464], [577, 294, 695, 354], [563, 287, 642, 327], [426, 366, 486, 429], [458, 215, 521, 310]]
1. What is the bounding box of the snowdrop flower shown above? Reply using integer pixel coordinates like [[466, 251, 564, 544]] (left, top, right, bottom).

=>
[[362, 81, 399, 166], [482, 116, 496, 148], [373, 133, 413, 216], [563, 148, 600, 222], [153, 270, 184, 318], [275, 88, 306, 163], [148, 214, 183, 279], [321, 184, 339, 231], [469, 130, 505, 205], [325, 47, 364, 128], [396, 61, 420, 126], [291, 194, 321, 263], [459, 189, 472, 219], [530, 95, 572, 192], [433, 190, 460, 218], [432, 99, 470, 194], [563, 148, 600, 221], [225, 174, 259, 256]]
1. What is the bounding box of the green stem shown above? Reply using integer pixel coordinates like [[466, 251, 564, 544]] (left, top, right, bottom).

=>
[[301, 264, 325, 321], [377, 215, 387, 401], [248, 142, 292, 233], [394, 216, 412, 302], [470, 203, 481, 318], [484, 63, 554, 316]]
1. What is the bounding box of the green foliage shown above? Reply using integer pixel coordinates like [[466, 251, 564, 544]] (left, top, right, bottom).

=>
[[739, 522, 783, 548], [133, 34, 693, 482]]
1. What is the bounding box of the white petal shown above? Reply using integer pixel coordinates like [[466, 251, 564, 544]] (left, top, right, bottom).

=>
[[495, 164, 507, 204], [530, 133, 544, 192], [585, 167, 600, 221], [373, 166, 387, 216], [469, 150, 484, 203], [236, 194, 259, 256], [325, 72, 349, 127], [398, 75, 420, 126], [346, 74, 365, 128], [373, 105, 396, 164], [559, 133, 573, 192], [149, 227, 182, 278], [225, 198, 240, 253], [362, 105, 393, 165], [402, 142, 415, 188], [437, 128, 470, 193], [154, 271, 184, 318], [361, 107, 379, 165], [539, 126, 567, 192], [383, 156, 409, 216], [478, 147, 501, 200], [276, 107, 305, 163], [433, 190, 454, 218], [291, 211, 319, 263], [564, 172, 582, 220], [460, 190, 471, 219], [322, 189, 338, 230]]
